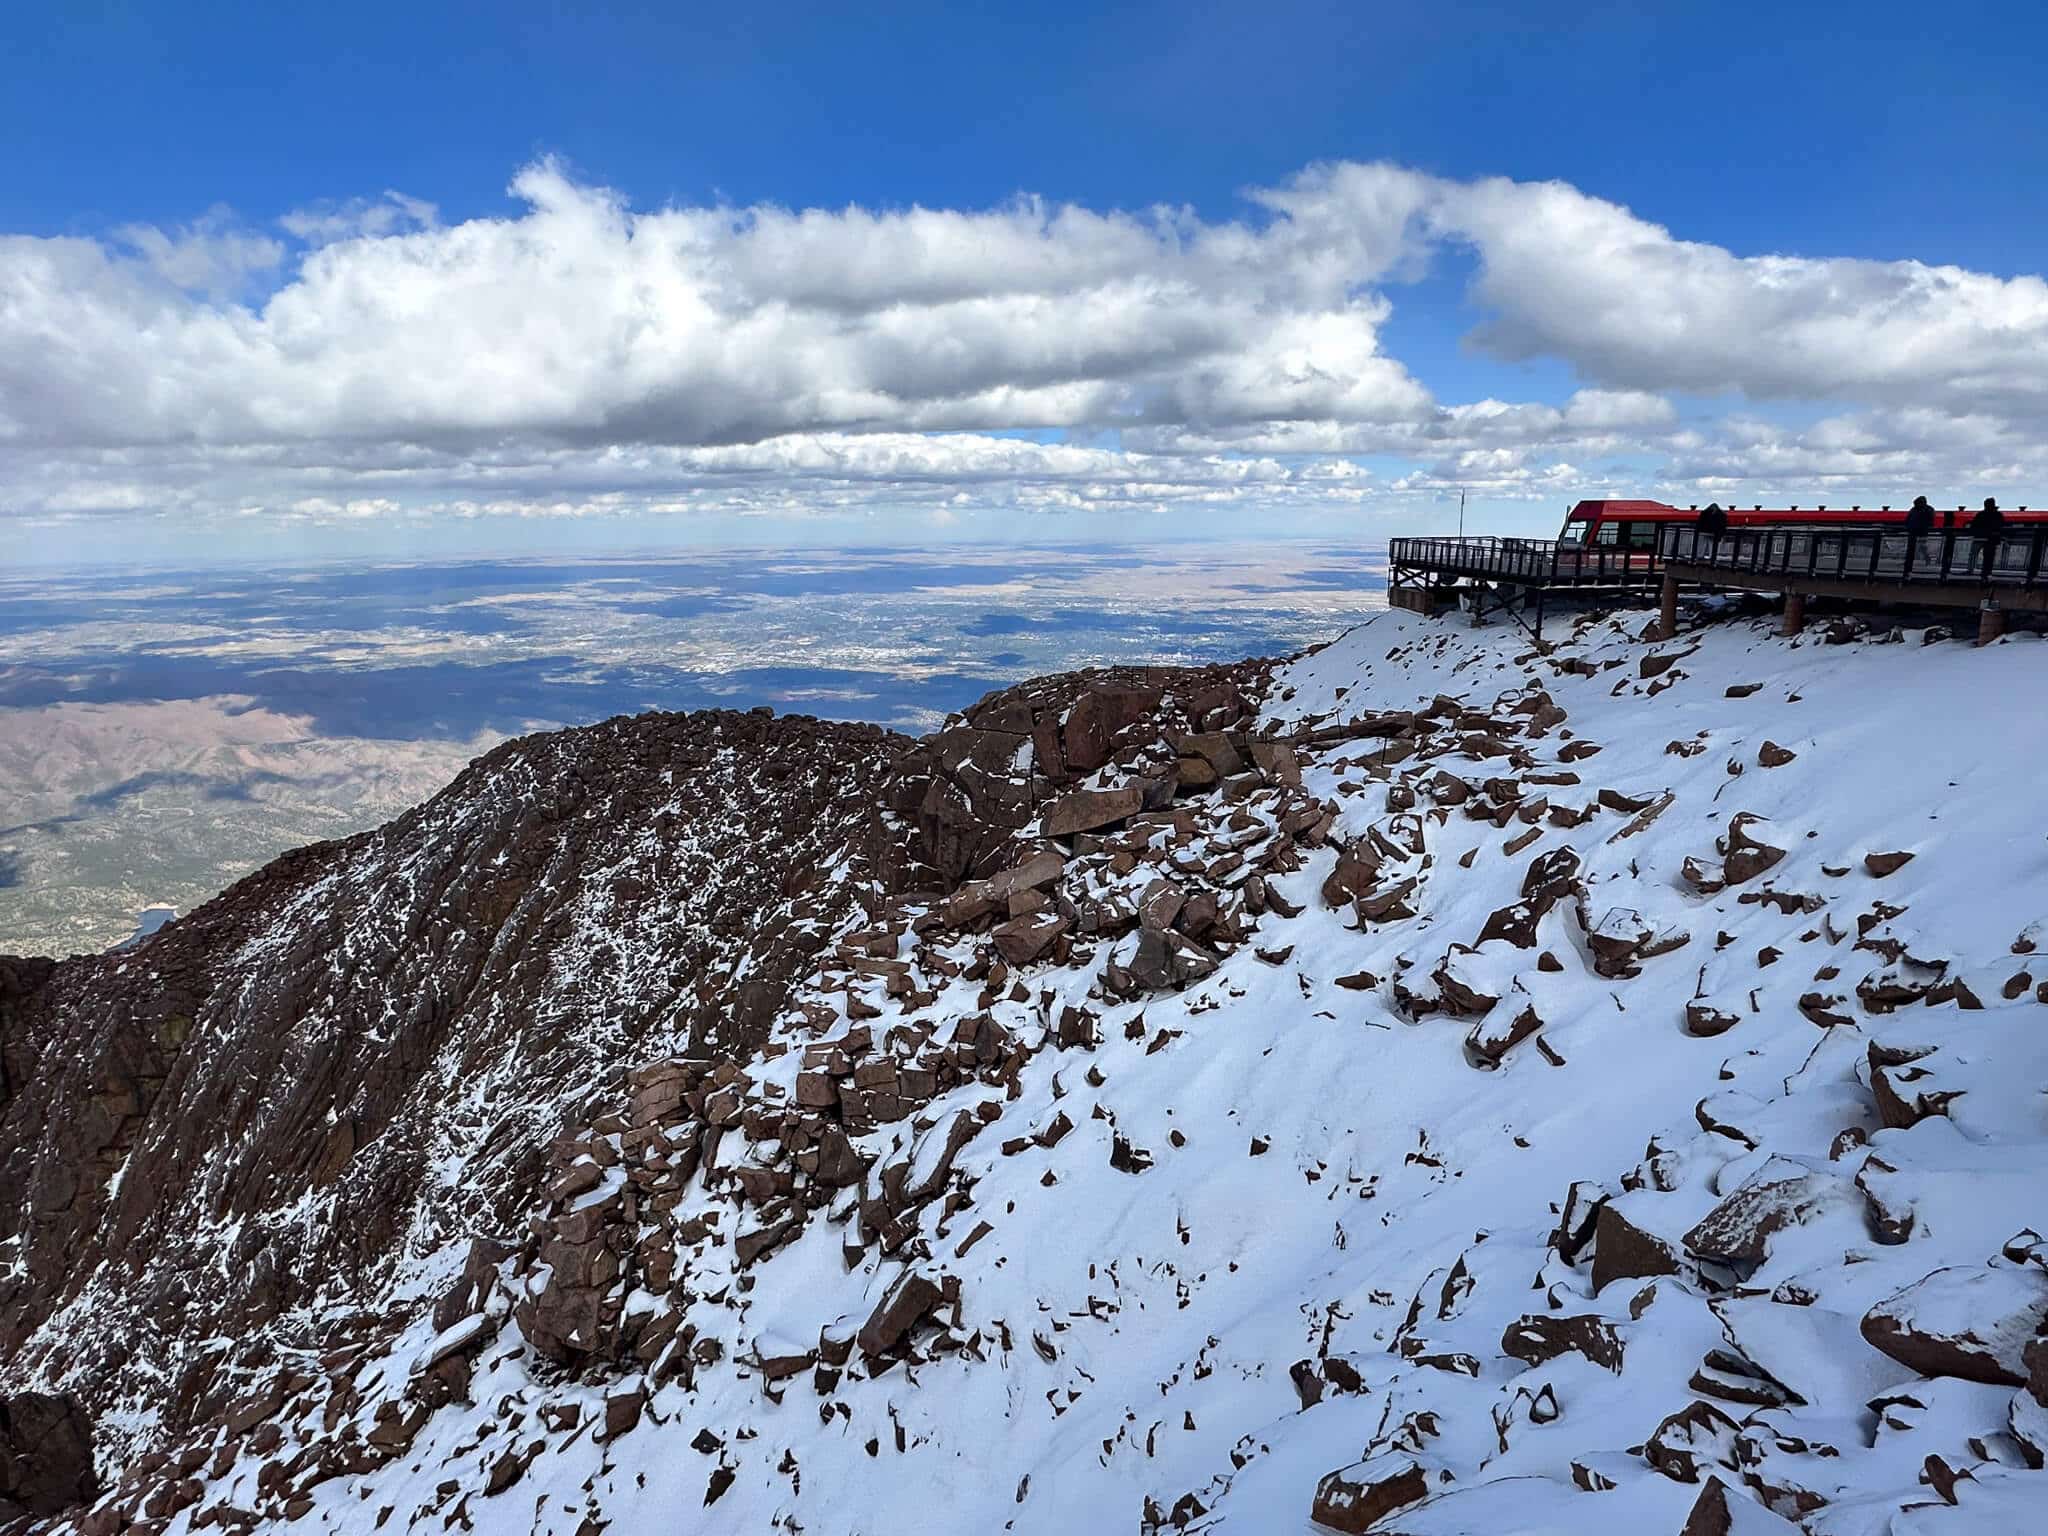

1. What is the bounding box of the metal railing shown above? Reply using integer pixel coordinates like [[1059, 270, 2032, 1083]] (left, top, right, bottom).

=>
[[1659, 524, 2048, 590], [1388, 535, 1664, 589]]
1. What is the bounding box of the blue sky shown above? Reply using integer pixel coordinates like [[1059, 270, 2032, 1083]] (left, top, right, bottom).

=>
[[5, 1, 2047, 563]]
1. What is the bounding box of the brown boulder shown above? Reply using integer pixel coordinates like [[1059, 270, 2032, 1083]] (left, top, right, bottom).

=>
[[856, 1270, 946, 1357], [812, 1124, 865, 1188], [1863, 849, 1916, 878], [1684, 1171, 1864, 1276], [1308, 1457, 1429, 1534], [1138, 879, 1186, 933], [1249, 740, 1303, 787], [795, 1071, 839, 1108], [1174, 731, 1246, 778], [991, 912, 1068, 966], [1586, 908, 1689, 979], [1520, 845, 1582, 907], [1501, 1312, 1625, 1373], [1644, 1400, 1740, 1483], [1430, 951, 1500, 1018], [1684, 1001, 1742, 1037], [1681, 854, 1726, 894], [1321, 846, 1383, 908], [1860, 1265, 2048, 1386], [735, 1214, 803, 1267], [1464, 1003, 1542, 1069], [989, 849, 1065, 901], [0, 1393, 96, 1516], [1356, 878, 1420, 923], [603, 1388, 645, 1440], [1720, 814, 1785, 885], [1476, 902, 1540, 949], [1592, 1202, 1680, 1293], [1042, 785, 1144, 837], [1119, 928, 1219, 993], [1062, 686, 1162, 772]]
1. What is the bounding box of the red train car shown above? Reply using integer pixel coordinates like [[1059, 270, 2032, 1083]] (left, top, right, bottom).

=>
[[1561, 498, 2048, 552]]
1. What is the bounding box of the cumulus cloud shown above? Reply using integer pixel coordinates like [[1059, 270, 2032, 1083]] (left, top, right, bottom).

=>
[[1, 159, 1438, 453], [4, 157, 2045, 532], [1427, 174, 2048, 417]]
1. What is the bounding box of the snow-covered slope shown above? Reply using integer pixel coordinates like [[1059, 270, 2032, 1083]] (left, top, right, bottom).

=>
[[8, 609, 2047, 1535]]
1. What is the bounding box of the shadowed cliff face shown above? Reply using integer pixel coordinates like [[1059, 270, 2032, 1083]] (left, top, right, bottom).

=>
[[0, 706, 911, 1441]]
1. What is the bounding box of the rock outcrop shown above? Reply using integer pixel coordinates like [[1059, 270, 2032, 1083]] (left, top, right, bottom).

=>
[[0, 1392, 96, 1519]]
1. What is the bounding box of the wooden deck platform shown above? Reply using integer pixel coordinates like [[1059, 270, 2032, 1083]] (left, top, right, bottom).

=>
[[1657, 525, 2048, 609], [1389, 523, 2048, 644]]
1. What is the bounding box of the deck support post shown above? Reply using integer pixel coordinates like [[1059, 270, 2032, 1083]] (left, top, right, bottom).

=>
[[1978, 601, 2006, 646], [1657, 575, 1679, 640], [1779, 590, 1806, 637]]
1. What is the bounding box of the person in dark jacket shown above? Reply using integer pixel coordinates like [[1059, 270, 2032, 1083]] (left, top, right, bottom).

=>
[[1696, 502, 1729, 540], [1901, 495, 1935, 573], [1969, 497, 2005, 577]]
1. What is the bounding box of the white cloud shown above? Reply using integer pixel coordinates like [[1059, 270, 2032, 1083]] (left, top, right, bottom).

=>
[[4, 158, 2046, 534], [111, 206, 283, 297], [278, 190, 439, 246], [1428, 174, 2048, 416]]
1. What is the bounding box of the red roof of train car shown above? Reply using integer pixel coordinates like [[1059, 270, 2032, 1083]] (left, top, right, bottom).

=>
[[1567, 499, 2042, 524]]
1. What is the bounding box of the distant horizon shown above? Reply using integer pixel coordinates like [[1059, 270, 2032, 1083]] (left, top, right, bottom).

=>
[[0, 540, 1389, 953], [11, 521, 1433, 574], [11, 3, 2047, 565]]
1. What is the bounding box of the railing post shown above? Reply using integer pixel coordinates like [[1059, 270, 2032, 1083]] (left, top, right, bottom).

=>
[[1780, 590, 1806, 637]]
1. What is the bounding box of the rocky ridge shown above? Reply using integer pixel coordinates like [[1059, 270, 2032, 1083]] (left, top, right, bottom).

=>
[[3, 611, 2046, 1534]]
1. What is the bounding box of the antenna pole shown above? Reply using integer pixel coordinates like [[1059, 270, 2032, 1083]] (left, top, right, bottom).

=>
[[1458, 489, 1467, 538]]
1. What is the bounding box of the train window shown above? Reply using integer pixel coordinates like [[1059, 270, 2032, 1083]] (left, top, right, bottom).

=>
[[1594, 523, 1620, 545], [1558, 523, 1586, 546], [1626, 523, 1657, 549]]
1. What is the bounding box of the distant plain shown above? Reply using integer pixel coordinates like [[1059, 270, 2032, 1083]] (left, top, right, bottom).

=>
[[0, 541, 1386, 954]]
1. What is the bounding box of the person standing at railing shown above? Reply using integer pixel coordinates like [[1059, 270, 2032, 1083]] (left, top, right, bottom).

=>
[[1903, 496, 1935, 574], [1969, 497, 2005, 578]]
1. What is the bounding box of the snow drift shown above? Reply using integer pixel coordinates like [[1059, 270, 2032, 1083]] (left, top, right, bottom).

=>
[[4, 606, 2046, 1535]]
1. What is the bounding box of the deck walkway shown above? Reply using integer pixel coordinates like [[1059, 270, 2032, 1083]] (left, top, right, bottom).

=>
[[1655, 524, 2048, 642], [1387, 535, 1661, 595], [1385, 535, 1662, 642], [1389, 523, 2048, 644]]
